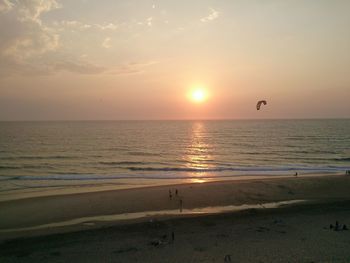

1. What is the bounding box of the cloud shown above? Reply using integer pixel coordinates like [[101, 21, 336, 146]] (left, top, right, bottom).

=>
[[146, 17, 153, 27], [102, 37, 112, 48], [0, 0, 61, 75], [56, 20, 92, 31], [200, 8, 219, 23], [17, 0, 60, 22], [54, 21, 120, 32], [0, 2, 159, 77], [96, 23, 118, 30], [52, 59, 105, 74], [108, 61, 158, 75], [138, 17, 154, 27], [0, 0, 14, 13], [0, 0, 108, 76]]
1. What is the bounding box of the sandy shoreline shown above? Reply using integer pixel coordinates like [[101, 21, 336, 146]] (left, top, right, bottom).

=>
[[1, 174, 350, 262], [1, 174, 350, 237]]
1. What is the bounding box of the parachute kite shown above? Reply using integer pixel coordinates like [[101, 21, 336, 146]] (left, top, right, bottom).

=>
[[256, 100, 267, 110]]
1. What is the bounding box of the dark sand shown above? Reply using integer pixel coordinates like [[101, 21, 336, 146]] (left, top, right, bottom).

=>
[[1, 175, 350, 262]]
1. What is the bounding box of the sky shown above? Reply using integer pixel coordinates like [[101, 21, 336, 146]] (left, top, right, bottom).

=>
[[0, 0, 349, 120]]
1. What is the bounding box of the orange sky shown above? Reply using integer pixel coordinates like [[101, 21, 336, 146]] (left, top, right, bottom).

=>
[[0, 0, 349, 120]]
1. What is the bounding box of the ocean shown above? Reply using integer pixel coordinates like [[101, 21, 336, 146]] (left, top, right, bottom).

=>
[[1, 120, 349, 198]]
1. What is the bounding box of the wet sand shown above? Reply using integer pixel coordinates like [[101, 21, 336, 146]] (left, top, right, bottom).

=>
[[1, 174, 350, 262]]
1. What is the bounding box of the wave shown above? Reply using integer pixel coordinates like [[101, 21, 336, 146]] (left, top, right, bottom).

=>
[[332, 157, 350, 162], [2, 166, 348, 182], [0, 173, 303, 181], [127, 151, 160, 156], [0, 155, 77, 160], [99, 161, 146, 165], [0, 164, 55, 170], [99, 161, 166, 166], [0, 165, 19, 170], [125, 166, 349, 173]]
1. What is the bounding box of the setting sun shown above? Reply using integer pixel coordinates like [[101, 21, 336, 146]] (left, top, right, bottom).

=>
[[190, 88, 208, 103]]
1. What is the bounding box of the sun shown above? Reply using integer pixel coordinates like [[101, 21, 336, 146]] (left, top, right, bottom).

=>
[[190, 88, 208, 103]]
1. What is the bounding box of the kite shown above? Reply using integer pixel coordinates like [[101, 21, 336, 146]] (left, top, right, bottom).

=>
[[256, 100, 267, 110]]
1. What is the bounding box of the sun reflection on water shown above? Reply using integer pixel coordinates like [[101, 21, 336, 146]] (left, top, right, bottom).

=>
[[183, 122, 215, 183]]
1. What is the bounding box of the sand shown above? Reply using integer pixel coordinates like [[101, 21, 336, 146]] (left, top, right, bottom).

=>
[[1, 174, 350, 262]]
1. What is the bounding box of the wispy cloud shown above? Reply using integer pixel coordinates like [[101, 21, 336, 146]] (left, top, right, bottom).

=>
[[54, 21, 119, 31], [55, 20, 92, 31], [109, 61, 158, 75], [95, 22, 119, 30], [0, 0, 60, 70], [200, 8, 219, 23], [146, 17, 153, 27], [0, 0, 112, 76], [17, 0, 61, 22], [102, 37, 112, 49], [137, 17, 154, 27], [52, 59, 105, 74], [0, 0, 14, 13]]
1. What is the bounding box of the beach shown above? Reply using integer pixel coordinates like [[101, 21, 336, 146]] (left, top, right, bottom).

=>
[[1, 174, 350, 262]]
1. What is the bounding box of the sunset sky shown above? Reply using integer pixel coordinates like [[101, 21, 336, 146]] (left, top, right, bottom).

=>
[[0, 0, 349, 120]]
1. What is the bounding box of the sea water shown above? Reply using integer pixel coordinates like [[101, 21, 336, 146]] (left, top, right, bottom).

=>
[[0, 120, 349, 197]]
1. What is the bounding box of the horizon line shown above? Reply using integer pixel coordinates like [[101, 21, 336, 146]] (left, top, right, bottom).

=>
[[0, 117, 349, 122]]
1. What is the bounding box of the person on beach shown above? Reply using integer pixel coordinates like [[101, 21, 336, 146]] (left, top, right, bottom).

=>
[[175, 189, 178, 196], [179, 199, 183, 212], [169, 190, 172, 199], [224, 254, 232, 262], [335, 221, 340, 231]]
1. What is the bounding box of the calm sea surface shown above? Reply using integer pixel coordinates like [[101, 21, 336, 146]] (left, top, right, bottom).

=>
[[0, 120, 350, 195]]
